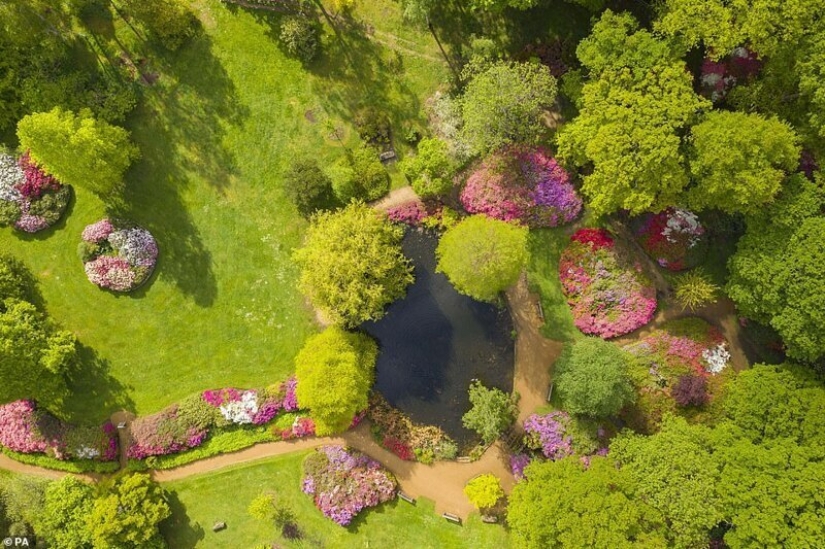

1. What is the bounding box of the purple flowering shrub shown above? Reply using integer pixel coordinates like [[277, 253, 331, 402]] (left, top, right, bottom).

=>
[[0, 400, 117, 461], [80, 219, 158, 292], [523, 412, 575, 460], [633, 208, 707, 271], [559, 229, 657, 338], [461, 146, 581, 228], [510, 453, 532, 480], [0, 152, 70, 233], [302, 445, 397, 526], [622, 318, 734, 432], [386, 200, 426, 226]]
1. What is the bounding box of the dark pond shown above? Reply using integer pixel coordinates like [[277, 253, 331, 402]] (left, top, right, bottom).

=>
[[362, 229, 515, 445]]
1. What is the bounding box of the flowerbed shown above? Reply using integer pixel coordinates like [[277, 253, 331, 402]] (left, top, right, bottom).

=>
[[128, 377, 310, 460], [79, 218, 158, 292], [622, 318, 734, 432], [367, 394, 457, 463], [460, 146, 581, 228], [386, 200, 426, 226], [633, 208, 707, 271], [302, 445, 397, 526], [0, 400, 117, 462], [559, 228, 657, 338], [0, 152, 71, 233]]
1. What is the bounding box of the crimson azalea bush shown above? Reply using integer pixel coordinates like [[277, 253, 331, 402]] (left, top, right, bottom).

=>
[[0, 400, 117, 461], [460, 146, 582, 228], [633, 208, 707, 271], [79, 218, 158, 292], [0, 152, 71, 233], [559, 228, 657, 338], [302, 445, 397, 526]]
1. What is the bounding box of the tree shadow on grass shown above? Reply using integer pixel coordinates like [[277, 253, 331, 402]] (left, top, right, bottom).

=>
[[159, 490, 206, 549], [62, 343, 136, 423]]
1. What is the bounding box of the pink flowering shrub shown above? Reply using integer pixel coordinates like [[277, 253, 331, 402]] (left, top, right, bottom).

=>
[[0, 152, 70, 233], [634, 208, 707, 271], [559, 229, 657, 338], [523, 412, 574, 460], [280, 416, 316, 440], [302, 445, 397, 526], [127, 405, 208, 459], [386, 200, 426, 226], [0, 400, 117, 461], [461, 146, 581, 228], [80, 219, 158, 292]]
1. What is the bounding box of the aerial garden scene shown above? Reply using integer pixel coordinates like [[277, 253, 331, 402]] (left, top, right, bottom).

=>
[[1, 0, 824, 547]]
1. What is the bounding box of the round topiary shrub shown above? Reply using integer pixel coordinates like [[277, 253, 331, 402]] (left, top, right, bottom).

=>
[[79, 218, 158, 292], [460, 146, 582, 228], [0, 152, 71, 234], [559, 228, 657, 338], [633, 208, 708, 271]]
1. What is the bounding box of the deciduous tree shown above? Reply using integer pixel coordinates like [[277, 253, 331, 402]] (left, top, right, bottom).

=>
[[294, 328, 377, 435], [461, 381, 517, 444], [293, 203, 413, 327], [436, 215, 528, 302]]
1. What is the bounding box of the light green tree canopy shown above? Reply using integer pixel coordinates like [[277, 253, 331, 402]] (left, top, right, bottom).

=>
[[39, 477, 94, 549], [461, 381, 517, 444], [461, 61, 557, 155], [436, 214, 528, 302], [507, 457, 667, 548], [17, 108, 139, 198], [463, 474, 504, 511], [87, 473, 170, 549], [399, 137, 456, 198], [686, 111, 800, 214], [0, 298, 76, 413], [293, 203, 413, 327], [554, 338, 635, 418], [557, 11, 709, 215], [295, 327, 378, 435]]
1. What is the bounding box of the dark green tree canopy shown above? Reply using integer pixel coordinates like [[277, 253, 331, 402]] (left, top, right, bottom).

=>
[[283, 158, 337, 218], [555, 338, 635, 418], [461, 61, 557, 155], [461, 380, 517, 444]]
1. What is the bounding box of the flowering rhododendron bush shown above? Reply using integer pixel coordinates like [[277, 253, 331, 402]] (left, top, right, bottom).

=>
[[622, 318, 734, 433], [522, 412, 605, 465], [460, 146, 582, 228], [302, 445, 397, 526], [0, 152, 71, 233], [386, 200, 426, 226], [129, 377, 304, 459], [0, 400, 117, 461], [633, 208, 707, 271], [559, 228, 657, 338], [79, 218, 158, 292]]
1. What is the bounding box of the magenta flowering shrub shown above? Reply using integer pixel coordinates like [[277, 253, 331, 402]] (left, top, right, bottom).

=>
[[80, 219, 158, 292], [559, 229, 657, 338], [523, 412, 575, 460], [510, 453, 532, 480], [460, 146, 581, 228], [302, 445, 397, 526], [700, 47, 762, 102], [0, 400, 117, 461], [386, 200, 426, 226], [0, 152, 70, 233], [280, 416, 316, 440], [127, 405, 208, 460], [633, 208, 707, 271]]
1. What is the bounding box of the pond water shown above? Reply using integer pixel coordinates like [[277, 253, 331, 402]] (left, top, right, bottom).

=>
[[362, 229, 515, 445]]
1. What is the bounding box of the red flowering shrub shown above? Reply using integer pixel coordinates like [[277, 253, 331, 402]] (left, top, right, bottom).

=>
[[382, 435, 415, 460], [560, 229, 656, 338], [634, 208, 706, 271], [367, 394, 457, 462]]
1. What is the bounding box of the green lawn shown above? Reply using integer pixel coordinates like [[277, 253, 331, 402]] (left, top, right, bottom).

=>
[[161, 451, 510, 549], [0, 0, 447, 423]]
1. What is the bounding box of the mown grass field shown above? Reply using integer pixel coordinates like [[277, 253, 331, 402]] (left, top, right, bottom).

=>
[[160, 451, 509, 549], [0, 0, 448, 423]]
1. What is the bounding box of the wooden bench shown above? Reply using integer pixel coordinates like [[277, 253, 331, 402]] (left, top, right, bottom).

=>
[[546, 382, 554, 402], [398, 492, 416, 504], [456, 456, 472, 464], [442, 513, 462, 525]]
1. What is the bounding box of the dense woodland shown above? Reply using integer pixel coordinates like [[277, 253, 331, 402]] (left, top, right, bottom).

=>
[[1, 0, 824, 547]]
